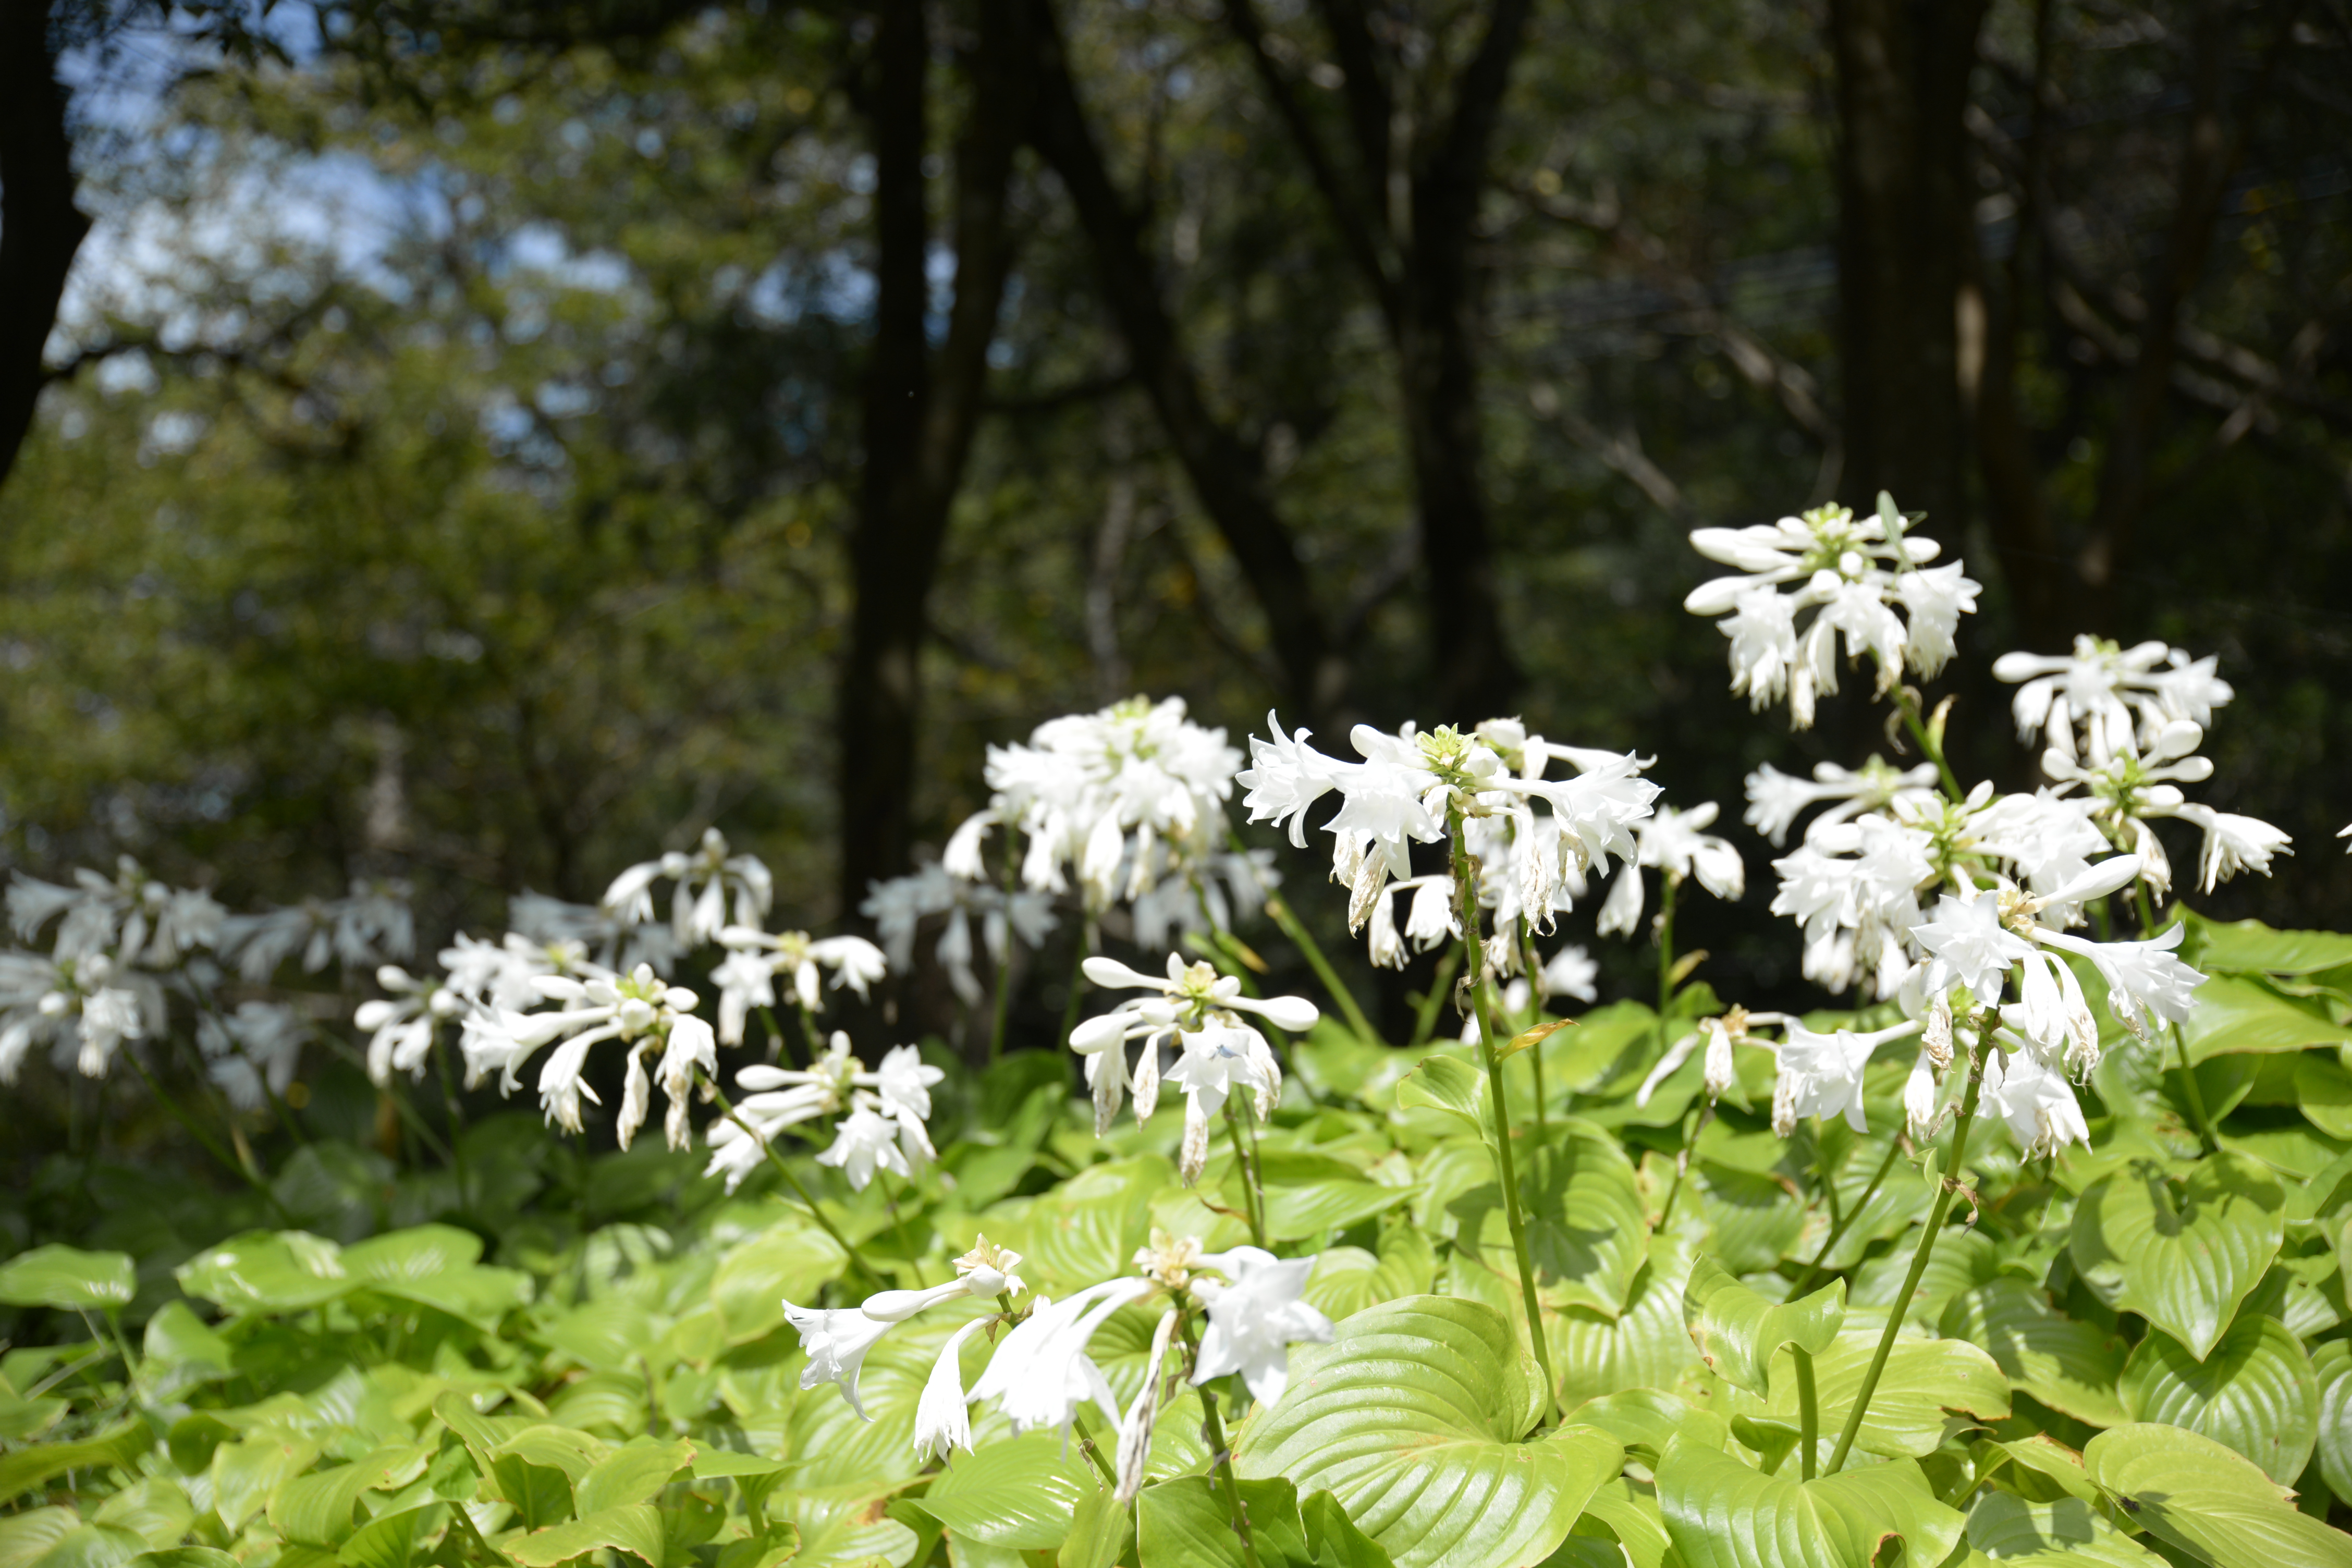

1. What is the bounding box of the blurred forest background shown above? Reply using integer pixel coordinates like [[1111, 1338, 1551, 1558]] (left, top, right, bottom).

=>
[[1, 0, 2349, 1060]]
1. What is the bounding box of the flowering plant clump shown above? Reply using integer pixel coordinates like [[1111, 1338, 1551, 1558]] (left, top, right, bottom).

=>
[[1, 497, 2348, 1567]]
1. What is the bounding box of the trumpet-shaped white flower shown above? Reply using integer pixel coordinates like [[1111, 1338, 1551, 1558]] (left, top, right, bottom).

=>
[[913, 1318, 989, 1463], [510, 892, 681, 975], [1637, 1009, 1786, 1107], [2033, 924, 2204, 1044], [198, 1000, 310, 1112], [1770, 1019, 1920, 1136], [1993, 637, 2235, 765], [603, 826, 774, 948], [969, 1277, 1156, 1440], [456, 961, 708, 1146], [1981, 1046, 2090, 1160], [1912, 891, 2036, 1008], [355, 965, 460, 1084], [862, 861, 1057, 1008], [0, 950, 167, 1083], [9, 858, 228, 969], [701, 1034, 940, 1193], [1539, 944, 1599, 1003], [219, 879, 412, 983], [1189, 1247, 1334, 1407], [1683, 498, 1980, 727], [710, 927, 888, 1044], [1596, 801, 1744, 940], [1745, 757, 1941, 848], [1070, 955, 1313, 1179]]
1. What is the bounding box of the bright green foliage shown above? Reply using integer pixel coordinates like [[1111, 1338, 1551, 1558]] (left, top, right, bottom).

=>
[[0, 913, 2348, 1564]]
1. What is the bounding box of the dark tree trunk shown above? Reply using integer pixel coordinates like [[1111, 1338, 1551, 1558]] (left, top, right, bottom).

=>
[[837, 0, 1023, 917], [0, 0, 89, 494], [1829, 0, 1988, 537], [1021, 0, 1345, 722]]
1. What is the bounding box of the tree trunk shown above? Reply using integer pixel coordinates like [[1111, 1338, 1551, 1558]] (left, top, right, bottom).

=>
[[838, 0, 1023, 918], [1829, 0, 1988, 536], [0, 0, 89, 494]]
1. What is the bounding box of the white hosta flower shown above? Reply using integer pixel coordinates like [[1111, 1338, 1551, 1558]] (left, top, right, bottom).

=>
[[9, 858, 228, 970], [701, 1033, 938, 1192], [1911, 891, 2036, 1008], [1903, 1047, 1945, 1141], [1189, 1247, 1334, 1408], [1744, 757, 1940, 848], [1770, 1019, 1920, 1137], [970, 1277, 1157, 1440], [457, 961, 707, 1144], [786, 1264, 1012, 1422], [1683, 499, 1979, 728], [1994, 638, 2236, 765], [862, 862, 1057, 1008], [1598, 800, 1744, 940], [1638, 1009, 1784, 1107], [711, 927, 889, 1043], [1540, 944, 1599, 1003], [2005, 950, 2100, 1076], [1980, 1046, 2090, 1160], [2166, 805, 2292, 893], [2034, 925, 2204, 1043], [195, 1000, 310, 1112], [510, 891, 681, 975], [1116, 1308, 1182, 1502], [603, 826, 774, 947], [356, 965, 460, 1084], [220, 879, 414, 983], [818, 1106, 911, 1190], [913, 1318, 990, 1463]]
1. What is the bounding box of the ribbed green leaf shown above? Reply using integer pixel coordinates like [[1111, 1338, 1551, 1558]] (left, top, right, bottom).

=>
[[1225, 1152, 1411, 1242], [175, 1231, 352, 1314], [2313, 1339, 2352, 1501], [573, 1439, 694, 1514], [1681, 1255, 1844, 1397], [0, 1420, 154, 1504], [505, 1503, 666, 1567], [1963, 1492, 2162, 1566], [1653, 1439, 1964, 1568], [1549, 1237, 1705, 1409], [2119, 1315, 2318, 1485], [0, 1245, 134, 1312], [266, 1445, 431, 1548], [336, 1504, 446, 1568], [2083, 1422, 2352, 1568], [1723, 1329, 2009, 1460], [709, 1221, 846, 1343], [208, 1432, 319, 1533], [1692, 1165, 1807, 1274], [1231, 1296, 1622, 1568], [1135, 1475, 1313, 1567], [91, 1478, 193, 1550], [1299, 1489, 1393, 1568], [1394, 1055, 1485, 1130], [2071, 1154, 2284, 1360], [2189, 917, 2352, 977], [1576, 1477, 1673, 1568], [2179, 976, 2352, 1062], [918, 1432, 1094, 1549], [1019, 1155, 1171, 1294], [1939, 1280, 2127, 1427]]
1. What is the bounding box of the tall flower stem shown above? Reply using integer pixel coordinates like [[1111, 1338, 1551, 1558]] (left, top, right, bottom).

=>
[[988, 841, 1021, 1064], [1230, 826, 1377, 1040], [758, 1005, 796, 1068], [1788, 1136, 1905, 1297], [1222, 1100, 1269, 1248], [697, 1071, 885, 1292], [1186, 1322, 1264, 1568], [1823, 1052, 1985, 1475], [1448, 814, 1560, 1418], [1890, 685, 1964, 803], [1516, 916, 1548, 1138]]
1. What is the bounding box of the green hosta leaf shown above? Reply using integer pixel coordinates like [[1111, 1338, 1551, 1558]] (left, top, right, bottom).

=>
[[1299, 1489, 1394, 1568], [338, 1504, 447, 1568], [209, 1431, 320, 1533], [1299, 1248, 1381, 1322], [340, 1223, 482, 1280], [1394, 1055, 1486, 1131], [1020, 1155, 1171, 1293], [1226, 1152, 1411, 1242], [1692, 1164, 1806, 1275], [92, 1478, 193, 1550], [2118, 1315, 2318, 1485], [1549, 1236, 1706, 1410], [2083, 1422, 2352, 1568], [1726, 1329, 2009, 1460], [573, 1439, 694, 1514], [1135, 1475, 1314, 1568], [710, 1221, 847, 1342], [2071, 1154, 2284, 1360], [1681, 1255, 1844, 1397], [782, 1489, 920, 1568], [138, 1302, 234, 1395], [18, 1522, 146, 1566], [918, 1432, 1095, 1549], [0, 1419, 154, 1503], [1058, 1484, 1132, 1568], [175, 1231, 352, 1314], [1938, 1280, 2128, 1428], [125, 1552, 241, 1568], [2297, 1052, 2352, 1142], [2179, 976, 2352, 1062], [266, 1445, 432, 1548], [1231, 1296, 1622, 1568], [1575, 1478, 1673, 1568], [505, 1503, 666, 1567], [2314, 1339, 2352, 1501], [1569, 1390, 1730, 1467], [711, 1521, 800, 1568], [2189, 917, 2352, 977], [0, 1245, 135, 1312], [1653, 1439, 1964, 1568], [0, 1510, 79, 1567], [1963, 1492, 2162, 1566], [537, 1298, 667, 1375], [1449, 1119, 1646, 1320]]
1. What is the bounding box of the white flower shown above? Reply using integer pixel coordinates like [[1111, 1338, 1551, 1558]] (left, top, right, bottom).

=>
[[459, 961, 707, 1145], [913, 1318, 989, 1463], [1116, 1309, 1182, 1502], [355, 965, 459, 1084], [861, 862, 1056, 1008], [220, 879, 414, 982], [2005, 950, 2100, 1076], [712, 928, 889, 1042], [198, 1000, 310, 1111], [2165, 805, 2293, 893], [9, 858, 229, 970], [1683, 500, 1979, 729], [1993, 638, 2236, 765], [1189, 1247, 1334, 1408], [1637, 1010, 1784, 1107], [1744, 757, 1940, 848], [1903, 1047, 1944, 1141], [702, 1032, 938, 1192], [970, 1278, 1156, 1439], [603, 827, 774, 947], [1910, 892, 2035, 1008], [818, 1106, 911, 1190], [789, 1261, 1022, 1425], [1771, 1019, 1919, 1137], [1539, 944, 1598, 1003], [2034, 925, 2204, 1043], [1980, 1046, 2090, 1160]]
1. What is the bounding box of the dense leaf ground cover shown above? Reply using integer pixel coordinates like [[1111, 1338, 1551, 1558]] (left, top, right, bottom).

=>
[[2, 903, 2350, 1567]]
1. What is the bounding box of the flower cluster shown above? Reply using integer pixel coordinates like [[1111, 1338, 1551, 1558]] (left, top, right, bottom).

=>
[[1069, 954, 1317, 1182], [1684, 497, 1982, 727], [703, 1032, 943, 1193], [861, 861, 1056, 1007]]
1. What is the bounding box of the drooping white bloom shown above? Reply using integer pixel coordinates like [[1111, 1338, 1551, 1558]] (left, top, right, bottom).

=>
[[1637, 1009, 1785, 1107], [1911, 891, 2036, 1008], [510, 891, 681, 975], [219, 879, 413, 983], [603, 826, 774, 948], [913, 1318, 989, 1463], [2167, 806, 2293, 893], [1683, 498, 1980, 728], [198, 1000, 310, 1111], [456, 961, 707, 1146], [969, 1277, 1156, 1440], [1744, 757, 1941, 848], [1770, 1019, 1920, 1137], [1596, 801, 1744, 940], [355, 965, 460, 1084], [1903, 1047, 1944, 1140], [1070, 955, 1312, 1179], [861, 861, 1057, 1008], [1993, 637, 2237, 765], [0, 950, 167, 1084], [701, 1033, 940, 1192], [818, 1106, 910, 1190], [2034, 924, 2204, 1043], [1188, 1247, 1334, 1407], [8, 857, 228, 969], [1115, 1308, 1182, 1502], [1539, 944, 1599, 1003], [788, 1238, 1028, 1426], [710, 927, 888, 1043], [1980, 1046, 2090, 1160]]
